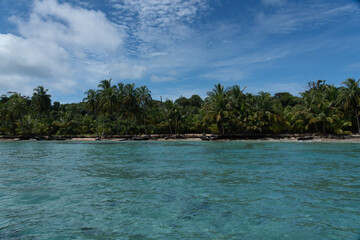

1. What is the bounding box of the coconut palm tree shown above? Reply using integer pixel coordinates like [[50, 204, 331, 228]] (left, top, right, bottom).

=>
[[203, 83, 229, 134], [83, 89, 99, 135], [122, 83, 139, 134], [32, 86, 51, 118], [53, 112, 76, 135], [16, 115, 35, 136], [137, 86, 152, 134], [338, 78, 360, 133], [245, 92, 279, 133], [96, 79, 119, 134], [4, 93, 29, 134], [83, 89, 97, 115], [97, 79, 118, 115], [227, 85, 246, 132]]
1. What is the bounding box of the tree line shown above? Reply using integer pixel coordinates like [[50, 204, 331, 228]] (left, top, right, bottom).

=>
[[0, 78, 359, 136]]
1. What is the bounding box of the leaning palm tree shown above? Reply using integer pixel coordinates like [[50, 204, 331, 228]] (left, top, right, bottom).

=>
[[137, 86, 152, 134], [337, 78, 360, 133], [202, 83, 229, 134]]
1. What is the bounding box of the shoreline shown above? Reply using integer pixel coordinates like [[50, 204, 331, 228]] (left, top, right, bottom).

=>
[[1, 134, 360, 143]]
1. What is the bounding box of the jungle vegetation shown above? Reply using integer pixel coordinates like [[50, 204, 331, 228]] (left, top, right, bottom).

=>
[[1, 78, 360, 136]]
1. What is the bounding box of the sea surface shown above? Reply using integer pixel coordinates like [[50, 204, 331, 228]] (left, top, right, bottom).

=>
[[0, 141, 359, 239]]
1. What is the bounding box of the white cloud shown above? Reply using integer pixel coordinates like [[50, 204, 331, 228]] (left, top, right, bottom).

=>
[[0, 33, 72, 95], [255, 3, 359, 34], [110, 0, 207, 28], [109, 0, 208, 55], [0, 0, 126, 97], [261, 0, 286, 6], [109, 62, 147, 80], [0, 33, 68, 78], [1, 0, 360, 102], [11, 0, 124, 52], [151, 75, 175, 83]]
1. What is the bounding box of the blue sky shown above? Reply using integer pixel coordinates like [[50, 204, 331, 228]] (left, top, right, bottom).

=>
[[0, 0, 359, 102]]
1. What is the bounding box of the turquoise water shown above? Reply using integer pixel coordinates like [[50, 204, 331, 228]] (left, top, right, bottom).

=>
[[0, 141, 359, 239]]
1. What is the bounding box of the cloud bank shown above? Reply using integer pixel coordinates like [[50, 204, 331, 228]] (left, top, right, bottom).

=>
[[0, 0, 359, 101]]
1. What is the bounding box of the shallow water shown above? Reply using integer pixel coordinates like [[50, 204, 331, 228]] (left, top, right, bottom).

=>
[[0, 141, 359, 239]]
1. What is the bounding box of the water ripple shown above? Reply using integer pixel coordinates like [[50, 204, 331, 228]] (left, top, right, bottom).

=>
[[0, 141, 359, 239]]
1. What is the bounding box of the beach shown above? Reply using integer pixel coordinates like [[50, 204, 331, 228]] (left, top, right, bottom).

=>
[[2, 134, 360, 142]]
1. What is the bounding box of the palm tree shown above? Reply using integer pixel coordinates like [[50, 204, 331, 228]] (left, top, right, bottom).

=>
[[227, 85, 246, 132], [122, 83, 139, 134], [16, 115, 35, 136], [83, 89, 99, 135], [338, 78, 360, 133], [96, 79, 118, 134], [162, 100, 175, 134], [137, 86, 152, 134], [4, 93, 28, 134], [97, 79, 118, 114], [203, 84, 229, 134], [32, 86, 51, 118], [242, 92, 277, 133], [53, 111, 76, 135], [83, 89, 97, 115]]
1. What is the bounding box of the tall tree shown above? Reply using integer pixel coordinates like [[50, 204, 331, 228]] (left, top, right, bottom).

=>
[[32, 86, 51, 117], [338, 78, 360, 133], [122, 83, 139, 134], [4, 93, 29, 134], [83, 89, 99, 135], [227, 85, 246, 132], [203, 84, 228, 134], [96, 79, 118, 134], [137, 86, 152, 134]]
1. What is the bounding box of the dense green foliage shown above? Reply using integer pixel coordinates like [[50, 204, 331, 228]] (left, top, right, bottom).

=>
[[1, 78, 360, 136]]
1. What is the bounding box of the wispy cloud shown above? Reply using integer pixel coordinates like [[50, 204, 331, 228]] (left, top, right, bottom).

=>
[[254, 2, 359, 34], [108, 0, 208, 55], [0, 0, 129, 98], [110, 0, 207, 27], [1, 0, 359, 101], [151, 75, 175, 83], [261, 0, 286, 7], [345, 62, 360, 71]]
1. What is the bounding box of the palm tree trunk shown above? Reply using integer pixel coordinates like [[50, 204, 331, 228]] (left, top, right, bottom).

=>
[[314, 123, 318, 133], [126, 118, 129, 135], [95, 110, 99, 136], [322, 120, 326, 135], [356, 108, 360, 134], [220, 120, 224, 135], [168, 121, 173, 134], [175, 119, 178, 135], [143, 113, 147, 134], [96, 116, 99, 136], [102, 117, 105, 135]]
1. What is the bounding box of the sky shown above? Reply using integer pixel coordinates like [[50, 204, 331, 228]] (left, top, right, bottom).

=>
[[0, 0, 360, 103]]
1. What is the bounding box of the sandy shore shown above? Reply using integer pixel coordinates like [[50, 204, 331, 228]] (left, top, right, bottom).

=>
[[1, 134, 360, 142]]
